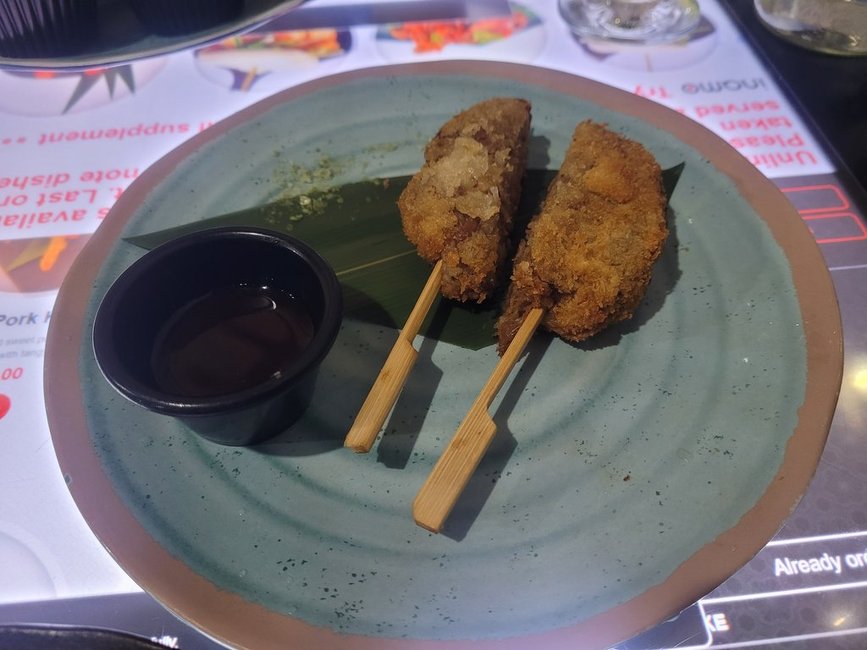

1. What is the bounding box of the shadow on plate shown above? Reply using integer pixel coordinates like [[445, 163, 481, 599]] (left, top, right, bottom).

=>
[[441, 334, 553, 542], [375, 298, 451, 469]]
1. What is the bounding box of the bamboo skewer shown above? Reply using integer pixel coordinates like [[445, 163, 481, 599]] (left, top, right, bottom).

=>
[[344, 260, 444, 453], [412, 307, 545, 533]]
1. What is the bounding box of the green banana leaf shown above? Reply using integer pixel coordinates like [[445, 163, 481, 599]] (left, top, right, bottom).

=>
[[127, 164, 683, 351]]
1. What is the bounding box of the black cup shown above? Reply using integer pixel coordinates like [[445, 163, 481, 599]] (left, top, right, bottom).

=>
[[93, 227, 342, 446]]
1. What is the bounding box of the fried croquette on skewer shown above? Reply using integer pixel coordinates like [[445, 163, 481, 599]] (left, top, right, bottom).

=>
[[345, 98, 531, 453], [399, 97, 532, 303], [495, 120, 668, 354], [414, 121, 669, 533]]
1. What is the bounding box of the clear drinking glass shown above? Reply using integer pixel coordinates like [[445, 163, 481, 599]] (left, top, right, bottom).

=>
[[754, 0, 867, 55], [559, 0, 701, 44]]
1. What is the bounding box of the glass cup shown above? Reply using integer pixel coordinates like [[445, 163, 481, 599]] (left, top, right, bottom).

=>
[[754, 0, 867, 55], [559, 0, 701, 44]]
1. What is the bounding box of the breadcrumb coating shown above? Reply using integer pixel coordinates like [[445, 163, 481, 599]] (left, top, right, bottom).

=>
[[398, 97, 531, 302], [496, 120, 668, 353]]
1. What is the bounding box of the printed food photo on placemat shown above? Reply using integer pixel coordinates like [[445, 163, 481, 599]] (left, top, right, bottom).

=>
[[375, 2, 544, 62], [0, 61, 166, 116], [194, 23, 351, 93], [0, 235, 90, 293]]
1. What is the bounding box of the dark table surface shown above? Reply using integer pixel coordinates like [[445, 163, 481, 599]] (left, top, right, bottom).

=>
[[723, 2, 867, 195]]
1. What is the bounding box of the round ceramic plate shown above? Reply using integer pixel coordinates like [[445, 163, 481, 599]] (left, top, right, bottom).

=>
[[0, 0, 303, 71], [45, 62, 842, 649]]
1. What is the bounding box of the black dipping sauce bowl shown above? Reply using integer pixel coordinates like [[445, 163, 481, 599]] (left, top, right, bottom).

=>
[[92, 227, 342, 446]]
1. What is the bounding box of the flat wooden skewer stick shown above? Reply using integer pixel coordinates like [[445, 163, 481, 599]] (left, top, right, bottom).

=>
[[344, 260, 444, 453], [413, 306, 545, 533]]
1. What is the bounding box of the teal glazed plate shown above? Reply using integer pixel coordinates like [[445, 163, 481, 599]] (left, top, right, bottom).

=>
[[45, 62, 842, 649]]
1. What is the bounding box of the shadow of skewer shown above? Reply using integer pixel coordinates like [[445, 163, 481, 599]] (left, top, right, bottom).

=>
[[439, 333, 553, 541], [375, 297, 454, 469]]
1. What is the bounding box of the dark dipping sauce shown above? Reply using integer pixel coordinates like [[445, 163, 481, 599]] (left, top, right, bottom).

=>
[[151, 285, 315, 398]]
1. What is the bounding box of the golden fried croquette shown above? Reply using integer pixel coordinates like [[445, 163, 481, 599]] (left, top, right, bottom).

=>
[[398, 98, 531, 303], [496, 120, 668, 353]]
